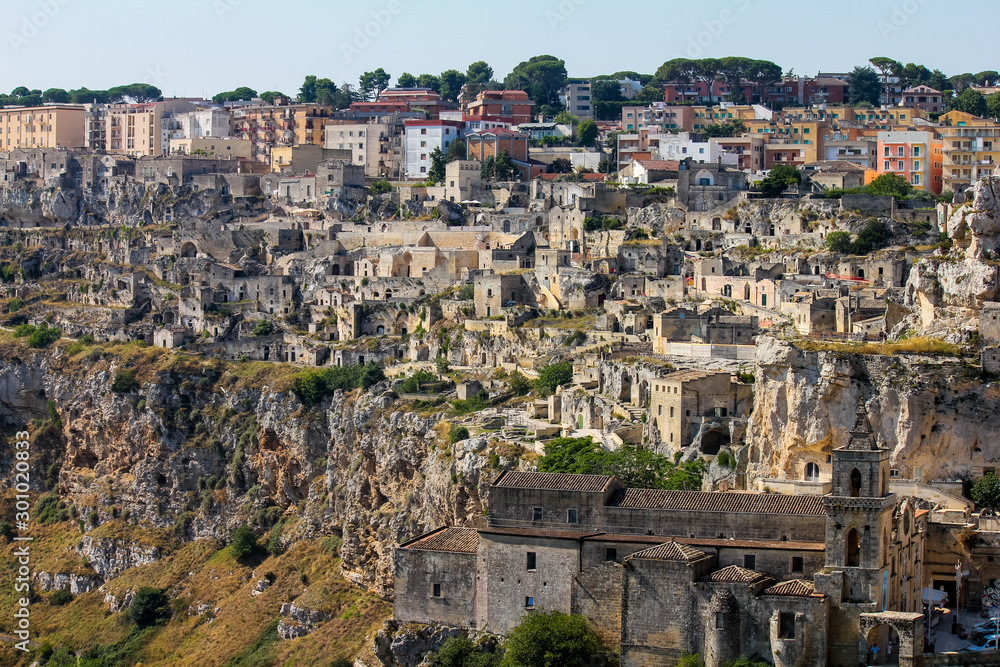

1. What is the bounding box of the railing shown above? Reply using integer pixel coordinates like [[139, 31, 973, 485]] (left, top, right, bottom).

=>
[[481, 516, 650, 536]]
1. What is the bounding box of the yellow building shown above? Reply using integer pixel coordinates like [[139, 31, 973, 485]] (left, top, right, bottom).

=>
[[233, 103, 332, 164], [937, 110, 1000, 192], [0, 105, 86, 150]]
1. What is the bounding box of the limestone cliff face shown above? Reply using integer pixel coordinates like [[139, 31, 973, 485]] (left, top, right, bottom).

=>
[[902, 171, 1000, 331], [0, 350, 498, 598], [747, 337, 1000, 486]]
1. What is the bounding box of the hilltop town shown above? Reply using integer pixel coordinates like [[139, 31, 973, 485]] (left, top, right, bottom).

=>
[[2, 55, 1000, 666]]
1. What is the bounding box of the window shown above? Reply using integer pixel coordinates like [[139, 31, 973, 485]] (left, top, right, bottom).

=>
[[792, 556, 804, 573], [744, 554, 756, 570], [532, 507, 542, 522], [605, 548, 618, 562], [715, 612, 725, 629], [525, 596, 534, 608], [526, 552, 536, 570], [567, 509, 578, 524], [778, 612, 796, 639], [432, 583, 441, 597]]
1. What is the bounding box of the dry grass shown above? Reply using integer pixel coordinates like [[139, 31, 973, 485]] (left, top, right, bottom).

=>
[[794, 336, 961, 357], [0, 519, 390, 666]]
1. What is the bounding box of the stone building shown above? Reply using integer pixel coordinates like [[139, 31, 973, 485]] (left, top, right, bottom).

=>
[[395, 400, 934, 667]]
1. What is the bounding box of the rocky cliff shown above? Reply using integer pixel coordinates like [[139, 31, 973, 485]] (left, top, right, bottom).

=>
[[746, 336, 997, 486], [0, 341, 501, 601]]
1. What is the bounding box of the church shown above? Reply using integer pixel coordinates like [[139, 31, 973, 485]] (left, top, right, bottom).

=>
[[394, 401, 938, 666]]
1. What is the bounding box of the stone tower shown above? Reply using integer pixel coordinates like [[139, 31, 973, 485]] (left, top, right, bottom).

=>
[[815, 397, 897, 665]]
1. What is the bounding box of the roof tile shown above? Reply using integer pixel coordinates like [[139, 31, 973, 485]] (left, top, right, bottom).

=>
[[763, 579, 820, 597], [492, 471, 614, 492], [404, 527, 478, 553], [703, 565, 770, 584], [611, 489, 825, 516], [628, 541, 708, 562]]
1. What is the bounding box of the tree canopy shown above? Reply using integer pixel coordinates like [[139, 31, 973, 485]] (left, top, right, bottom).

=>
[[972, 473, 1000, 509], [534, 361, 573, 394], [538, 437, 707, 490], [504, 55, 568, 108], [848, 66, 881, 106], [758, 164, 801, 197], [212, 87, 257, 104], [952, 88, 987, 117], [577, 119, 598, 146], [359, 68, 392, 101], [500, 611, 613, 667]]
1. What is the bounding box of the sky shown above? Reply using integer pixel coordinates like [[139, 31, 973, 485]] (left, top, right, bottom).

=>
[[2, 0, 998, 99]]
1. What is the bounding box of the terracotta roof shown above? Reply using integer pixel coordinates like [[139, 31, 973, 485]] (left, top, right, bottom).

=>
[[763, 579, 821, 597], [402, 527, 478, 553], [491, 471, 615, 492], [635, 159, 680, 171], [611, 489, 825, 516], [703, 565, 770, 584], [627, 541, 708, 562]]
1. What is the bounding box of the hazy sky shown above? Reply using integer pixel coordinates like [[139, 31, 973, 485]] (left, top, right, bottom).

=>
[[3, 0, 997, 98]]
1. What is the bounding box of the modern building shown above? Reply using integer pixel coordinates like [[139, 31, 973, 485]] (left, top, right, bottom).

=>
[[233, 103, 332, 164], [560, 82, 593, 121], [172, 106, 233, 139], [404, 119, 465, 180], [169, 138, 251, 159], [937, 110, 1000, 192], [0, 104, 86, 150], [874, 130, 944, 193], [901, 86, 944, 114], [465, 90, 535, 126], [324, 118, 403, 179]]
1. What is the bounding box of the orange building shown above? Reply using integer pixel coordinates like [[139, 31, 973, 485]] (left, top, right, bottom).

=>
[[873, 130, 943, 193], [465, 91, 535, 125]]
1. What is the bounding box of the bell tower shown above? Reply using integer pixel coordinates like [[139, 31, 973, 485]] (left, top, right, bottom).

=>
[[822, 397, 895, 580]]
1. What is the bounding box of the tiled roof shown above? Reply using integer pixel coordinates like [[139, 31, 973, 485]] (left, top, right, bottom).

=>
[[611, 489, 825, 516], [703, 565, 770, 584], [763, 579, 820, 597], [491, 471, 614, 492], [636, 159, 680, 171], [403, 527, 478, 553], [628, 541, 707, 562]]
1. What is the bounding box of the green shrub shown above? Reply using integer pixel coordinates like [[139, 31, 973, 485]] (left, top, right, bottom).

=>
[[292, 362, 386, 406], [501, 611, 612, 667], [534, 362, 573, 394], [128, 587, 171, 627], [50, 589, 74, 606], [507, 370, 531, 396], [825, 231, 852, 253], [230, 524, 258, 565], [321, 535, 343, 558], [7, 297, 23, 312], [452, 393, 488, 415], [111, 369, 139, 394], [251, 320, 274, 337], [35, 493, 71, 524], [450, 426, 470, 444]]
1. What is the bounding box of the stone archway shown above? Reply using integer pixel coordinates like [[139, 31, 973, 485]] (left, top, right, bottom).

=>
[[859, 613, 922, 667], [180, 242, 197, 258]]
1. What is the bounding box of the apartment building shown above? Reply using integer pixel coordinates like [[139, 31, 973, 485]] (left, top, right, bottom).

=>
[[92, 100, 201, 157], [622, 104, 693, 132], [937, 110, 1000, 192], [404, 120, 465, 179], [325, 119, 402, 179], [169, 138, 251, 159], [902, 86, 944, 114], [350, 88, 457, 120], [465, 90, 535, 125], [231, 103, 332, 164], [559, 82, 593, 121], [172, 106, 232, 139], [0, 105, 86, 150], [874, 130, 943, 193]]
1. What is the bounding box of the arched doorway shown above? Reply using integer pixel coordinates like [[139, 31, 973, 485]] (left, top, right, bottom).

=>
[[865, 624, 900, 666], [180, 242, 197, 258], [850, 468, 862, 497], [846, 528, 861, 567], [331, 264, 340, 276], [805, 462, 820, 482]]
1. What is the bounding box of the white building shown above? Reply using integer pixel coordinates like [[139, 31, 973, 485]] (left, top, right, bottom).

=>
[[173, 106, 232, 139], [652, 133, 738, 165], [403, 120, 465, 180]]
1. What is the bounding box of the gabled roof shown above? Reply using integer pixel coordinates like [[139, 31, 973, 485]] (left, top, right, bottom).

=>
[[763, 579, 822, 597], [627, 540, 708, 562], [703, 565, 770, 584], [635, 159, 680, 171], [610, 489, 825, 516], [400, 527, 478, 553], [491, 471, 615, 492]]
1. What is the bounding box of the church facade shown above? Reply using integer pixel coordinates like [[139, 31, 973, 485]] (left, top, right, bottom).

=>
[[394, 401, 937, 666]]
